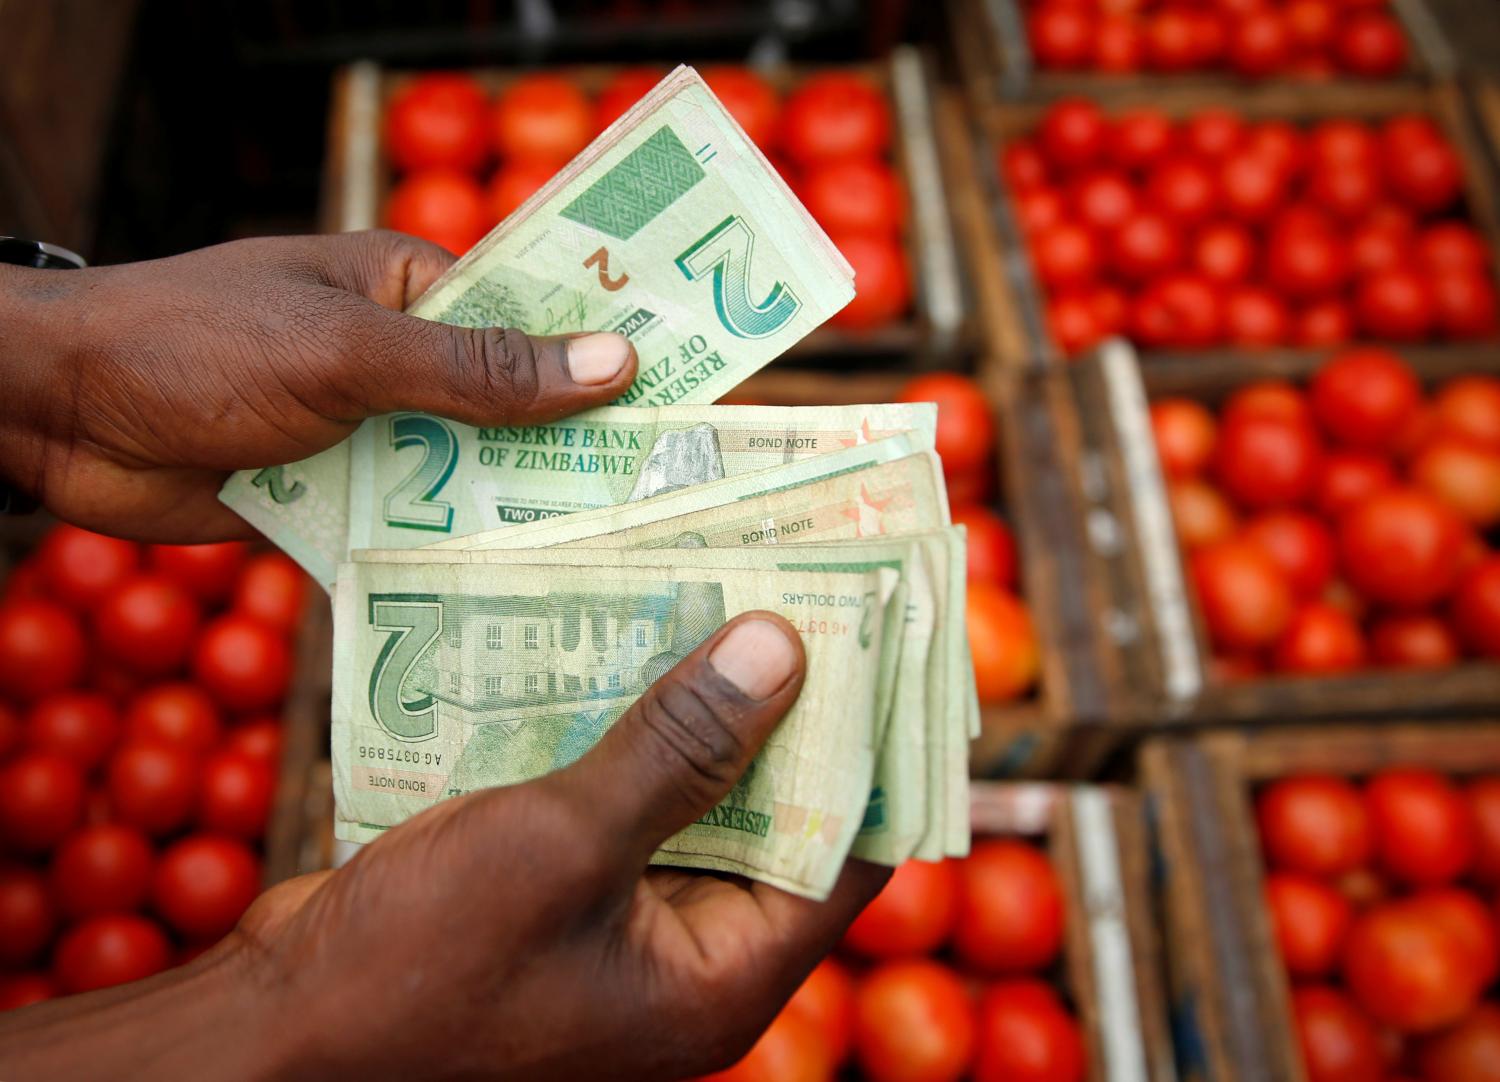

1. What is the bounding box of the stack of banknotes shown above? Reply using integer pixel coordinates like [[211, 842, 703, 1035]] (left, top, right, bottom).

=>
[[219, 67, 974, 900]]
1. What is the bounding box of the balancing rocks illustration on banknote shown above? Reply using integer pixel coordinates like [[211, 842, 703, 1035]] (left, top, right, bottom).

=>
[[220, 65, 975, 900]]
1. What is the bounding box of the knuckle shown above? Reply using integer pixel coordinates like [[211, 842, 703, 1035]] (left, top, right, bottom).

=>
[[634, 678, 746, 806]]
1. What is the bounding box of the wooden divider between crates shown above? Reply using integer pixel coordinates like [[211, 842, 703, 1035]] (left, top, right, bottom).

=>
[[319, 51, 973, 368], [1142, 723, 1500, 1082], [972, 80, 1500, 372]]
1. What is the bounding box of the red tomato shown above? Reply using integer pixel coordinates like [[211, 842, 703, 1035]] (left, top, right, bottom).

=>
[[1069, 170, 1136, 232], [0, 703, 17, 760], [1384, 133, 1463, 215], [1151, 398, 1218, 478], [1266, 872, 1352, 976], [1409, 888, 1499, 985], [1285, 0, 1337, 52], [0, 751, 83, 853], [383, 73, 488, 173], [1430, 268, 1499, 338], [1310, 161, 1384, 221], [124, 683, 221, 754], [1355, 269, 1433, 340], [1228, 10, 1291, 77], [785, 956, 853, 1065], [1170, 479, 1239, 549], [1257, 775, 1372, 876], [233, 553, 308, 638], [1310, 120, 1378, 169], [830, 233, 910, 331], [1417, 223, 1489, 274], [853, 960, 975, 1082], [1434, 375, 1500, 449], [490, 74, 590, 163], [1246, 120, 1306, 178], [781, 73, 889, 165], [1267, 217, 1349, 299], [700, 67, 779, 149], [1273, 602, 1367, 674], [1316, 451, 1395, 518], [592, 67, 666, 132], [226, 718, 283, 765], [1193, 222, 1256, 285], [1452, 555, 1500, 658], [1343, 897, 1484, 1033], [147, 542, 248, 605], [198, 750, 275, 841], [1015, 188, 1066, 236], [0, 972, 55, 1011], [967, 586, 1040, 704], [1224, 380, 1314, 427], [897, 374, 995, 478], [1093, 14, 1143, 72], [1089, 284, 1129, 335], [37, 526, 139, 610], [1110, 109, 1175, 171], [0, 559, 46, 606], [484, 159, 554, 222], [1039, 99, 1107, 171], [707, 1007, 836, 1082], [0, 866, 55, 966], [1416, 1002, 1500, 1082], [0, 599, 86, 702], [1310, 348, 1421, 451], [1338, 487, 1468, 607], [1145, 10, 1202, 72], [1348, 215, 1413, 276], [1028, 4, 1093, 68], [1291, 985, 1384, 1082], [53, 913, 170, 994], [801, 159, 904, 237], [106, 741, 199, 837], [953, 507, 1018, 590], [1218, 152, 1285, 223], [1193, 539, 1295, 649], [152, 834, 261, 941], [1185, 109, 1244, 159], [1223, 286, 1290, 346], [1243, 511, 1335, 597], [1365, 769, 1475, 885], [1031, 223, 1099, 290], [1047, 292, 1103, 357], [1411, 437, 1500, 526], [1295, 300, 1354, 348], [384, 169, 488, 255], [1215, 412, 1323, 509], [1333, 12, 1408, 77], [952, 839, 1063, 974], [93, 574, 200, 678], [193, 615, 292, 713], [1368, 613, 1460, 668], [1111, 211, 1183, 281], [49, 823, 153, 919], [1148, 157, 1219, 226], [1001, 141, 1049, 193], [1132, 273, 1223, 348], [973, 981, 1085, 1082], [26, 691, 117, 773]]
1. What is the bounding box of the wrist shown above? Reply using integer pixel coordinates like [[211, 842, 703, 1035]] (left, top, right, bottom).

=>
[[0, 263, 83, 504]]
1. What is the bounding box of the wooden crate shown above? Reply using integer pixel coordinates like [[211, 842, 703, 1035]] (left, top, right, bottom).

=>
[[972, 80, 1500, 373], [1142, 723, 1500, 1082], [319, 49, 975, 369], [970, 781, 1177, 1082], [1059, 338, 1500, 726], [949, 0, 1452, 109]]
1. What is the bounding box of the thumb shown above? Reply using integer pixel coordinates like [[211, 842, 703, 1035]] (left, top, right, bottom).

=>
[[563, 612, 806, 866]]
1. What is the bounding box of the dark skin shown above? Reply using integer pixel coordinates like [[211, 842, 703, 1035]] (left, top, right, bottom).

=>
[[0, 231, 888, 1081]]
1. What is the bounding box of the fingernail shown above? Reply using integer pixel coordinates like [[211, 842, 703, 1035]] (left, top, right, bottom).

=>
[[567, 332, 633, 385], [709, 619, 799, 701]]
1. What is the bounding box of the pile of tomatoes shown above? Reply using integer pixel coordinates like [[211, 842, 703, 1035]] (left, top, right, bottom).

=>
[[0, 526, 307, 1007], [894, 373, 1041, 705], [1004, 98, 1495, 357], [705, 838, 1082, 1082], [1259, 768, 1500, 1081], [381, 66, 910, 330], [1025, 0, 1410, 79], [1151, 349, 1500, 678]]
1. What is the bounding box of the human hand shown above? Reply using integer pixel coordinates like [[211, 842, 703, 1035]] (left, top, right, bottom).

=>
[[0, 231, 638, 541]]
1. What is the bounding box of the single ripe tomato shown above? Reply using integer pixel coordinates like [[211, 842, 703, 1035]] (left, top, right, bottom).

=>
[[1338, 488, 1468, 607], [1343, 897, 1484, 1033], [1192, 539, 1295, 650], [1031, 223, 1099, 290], [897, 374, 995, 478], [106, 741, 199, 837], [383, 73, 489, 173], [1132, 272, 1224, 348], [0, 972, 55, 1011], [1365, 769, 1475, 886], [37, 525, 139, 610], [1223, 286, 1290, 347], [973, 981, 1085, 1082], [1408, 888, 1499, 986], [1266, 872, 1352, 977], [1038, 98, 1107, 171], [1047, 292, 1103, 357], [93, 574, 201, 678], [1169, 479, 1239, 549], [1369, 613, 1460, 669], [1416, 1002, 1500, 1082], [484, 159, 554, 222], [1355, 269, 1433, 341], [1147, 157, 1219, 227], [1069, 170, 1136, 233], [801, 159, 904, 237], [967, 586, 1040, 704], [1291, 985, 1384, 1082], [53, 913, 170, 994], [1316, 451, 1394, 518], [1430, 268, 1499, 339], [785, 957, 855, 1064], [1295, 300, 1354, 348], [1243, 512, 1335, 598], [1215, 413, 1323, 509], [1433, 375, 1500, 449], [1273, 602, 1367, 674], [197, 750, 275, 841], [1348, 214, 1414, 276], [1285, 0, 1337, 52], [26, 691, 118, 773], [193, 615, 292, 713], [1310, 348, 1421, 452], [952, 507, 1018, 590], [226, 718, 283, 765], [1334, 12, 1409, 77], [1111, 211, 1183, 281], [49, 823, 154, 919], [1185, 109, 1244, 159], [1228, 10, 1291, 77], [0, 599, 86, 702], [953, 839, 1063, 974], [124, 683, 222, 754], [1417, 222, 1489, 274], [706, 1007, 836, 1082], [853, 960, 975, 1082], [1384, 134, 1462, 215], [1452, 556, 1500, 658], [1310, 120, 1378, 169], [1093, 14, 1143, 72], [0, 751, 84, 853], [592, 67, 665, 132], [1245, 120, 1306, 178], [1145, 10, 1201, 72], [1257, 775, 1372, 876], [1151, 398, 1217, 479], [1411, 437, 1500, 526], [1193, 222, 1257, 285], [490, 74, 590, 163], [1109, 108, 1175, 171], [384, 169, 488, 255], [781, 73, 890, 165], [1028, 4, 1093, 68], [152, 834, 261, 941], [147, 541, 248, 605], [0, 866, 55, 966], [1224, 380, 1315, 428], [829, 233, 910, 331], [1015, 188, 1066, 236], [1267, 217, 1348, 299], [232, 553, 308, 638], [1001, 141, 1049, 193]]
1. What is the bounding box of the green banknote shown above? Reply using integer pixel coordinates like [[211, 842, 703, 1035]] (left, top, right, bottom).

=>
[[332, 557, 896, 899]]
